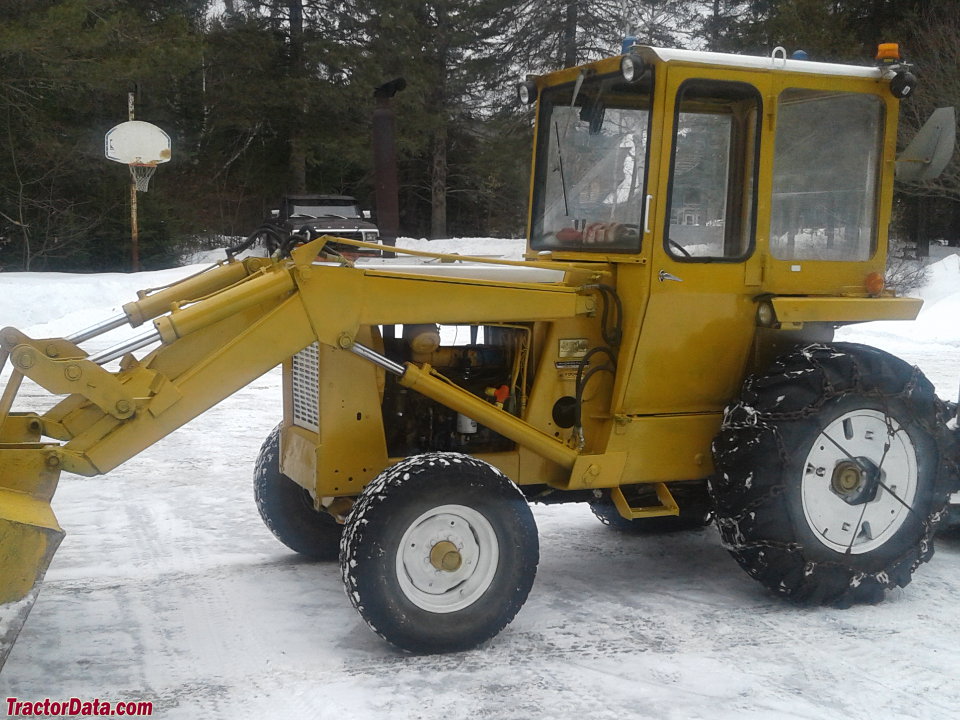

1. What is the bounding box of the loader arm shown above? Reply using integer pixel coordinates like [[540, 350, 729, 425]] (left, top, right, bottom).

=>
[[0, 237, 595, 669]]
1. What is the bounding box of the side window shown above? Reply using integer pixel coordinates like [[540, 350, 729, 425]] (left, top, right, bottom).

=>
[[666, 80, 760, 260], [770, 89, 883, 261]]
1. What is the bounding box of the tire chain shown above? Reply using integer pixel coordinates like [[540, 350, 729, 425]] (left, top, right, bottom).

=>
[[710, 342, 960, 605]]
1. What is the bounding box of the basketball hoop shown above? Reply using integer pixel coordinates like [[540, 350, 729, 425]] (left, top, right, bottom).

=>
[[129, 163, 158, 193], [105, 121, 171, 193]]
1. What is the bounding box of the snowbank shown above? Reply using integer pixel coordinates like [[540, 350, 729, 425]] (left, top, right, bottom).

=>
[[838, 253, 960, 346], [1, 238, 526, 337], [388, 236, 525, 259], [0, 266, 206, 339]]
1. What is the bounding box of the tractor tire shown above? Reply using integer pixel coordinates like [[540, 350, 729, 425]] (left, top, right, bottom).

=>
[[340, 452, 538, 653], [254, 425, 342, 560], [711, 343, 959, 606]]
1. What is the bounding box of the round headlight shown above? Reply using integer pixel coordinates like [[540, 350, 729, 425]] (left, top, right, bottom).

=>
[[620, 53, 645, 83], [756, 302, 776, 327], [517, 80, 538, 105]]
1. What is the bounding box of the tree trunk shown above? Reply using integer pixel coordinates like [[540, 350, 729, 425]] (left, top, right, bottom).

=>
[[431, 123, 447, 239], [710, 0, 721, 49], [428, 3, 449, 239], [289, 132, 307, 194], [562, 1, 578, 67], [287, 0, 306, 193]]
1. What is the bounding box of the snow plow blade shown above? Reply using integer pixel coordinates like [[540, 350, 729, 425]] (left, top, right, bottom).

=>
[[0, 474, 64, 672]]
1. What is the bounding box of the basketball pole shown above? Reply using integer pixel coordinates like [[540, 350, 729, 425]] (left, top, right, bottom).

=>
[[128, 91, 140, 272]]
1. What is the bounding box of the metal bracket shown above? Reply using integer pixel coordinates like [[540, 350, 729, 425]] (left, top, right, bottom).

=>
[[9, 343, 137, 420]]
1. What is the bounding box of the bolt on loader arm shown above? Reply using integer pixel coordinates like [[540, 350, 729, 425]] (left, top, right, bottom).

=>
[[0, 237, 596, 669]]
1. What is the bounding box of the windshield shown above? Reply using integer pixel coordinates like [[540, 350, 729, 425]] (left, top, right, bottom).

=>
[[531, 74, 652, 252], [289, 200, 361, 219]]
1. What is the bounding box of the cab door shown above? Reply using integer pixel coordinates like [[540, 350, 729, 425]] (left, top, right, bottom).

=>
[[619, 65, 769, 415]]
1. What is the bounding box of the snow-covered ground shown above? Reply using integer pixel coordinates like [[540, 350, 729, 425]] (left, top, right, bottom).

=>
[[1, 240, 959, 719]]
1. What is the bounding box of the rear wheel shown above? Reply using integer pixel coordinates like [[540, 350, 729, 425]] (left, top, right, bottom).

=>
[[254, 425, 342, 560], [711, 343, 957, 606], [340, 453, 538, 653]]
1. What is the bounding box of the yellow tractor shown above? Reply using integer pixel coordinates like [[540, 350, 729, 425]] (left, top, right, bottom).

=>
[[1, 42, 957, 663]]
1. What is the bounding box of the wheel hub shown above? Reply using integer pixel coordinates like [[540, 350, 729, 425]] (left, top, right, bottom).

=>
[[801, 408, 918, 554], [830, 457, 880, 505], [395, 504, 499, 613], [430, 540, 463, 572]]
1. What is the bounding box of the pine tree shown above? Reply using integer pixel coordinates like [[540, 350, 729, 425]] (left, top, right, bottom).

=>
[[339, 0, 517, 238], [0, 0, 209, 270]]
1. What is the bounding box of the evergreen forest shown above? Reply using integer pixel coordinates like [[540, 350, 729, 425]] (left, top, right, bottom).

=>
[[1, 0, 957, 271]]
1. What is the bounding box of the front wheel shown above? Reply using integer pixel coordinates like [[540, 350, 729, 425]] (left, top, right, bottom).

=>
[[711, 343, 957, 606], [340, 453, 538, 653], [254, 425, 343, 560]]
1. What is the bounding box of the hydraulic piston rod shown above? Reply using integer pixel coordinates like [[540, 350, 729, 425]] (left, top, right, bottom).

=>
[[349, 341, 578, 469], [88, 330, 163, 365], [65, 314, 129, 344]]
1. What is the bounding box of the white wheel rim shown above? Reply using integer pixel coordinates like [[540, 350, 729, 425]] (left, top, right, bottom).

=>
[[801, 409, 918, 554], [395, 504, 499, 613]]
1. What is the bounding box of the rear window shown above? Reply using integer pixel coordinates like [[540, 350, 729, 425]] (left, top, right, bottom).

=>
[[770, 89, 884, 261]]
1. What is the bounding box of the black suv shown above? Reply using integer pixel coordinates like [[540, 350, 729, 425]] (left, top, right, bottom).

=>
[[264, 194, 381, 256]]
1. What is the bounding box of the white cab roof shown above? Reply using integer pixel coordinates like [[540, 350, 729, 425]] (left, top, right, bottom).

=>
[[647, 46, 883, 79]]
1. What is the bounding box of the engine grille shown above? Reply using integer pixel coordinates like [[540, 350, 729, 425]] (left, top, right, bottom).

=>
[[291, 343, 319, 432], [323, 230, 364, 242]]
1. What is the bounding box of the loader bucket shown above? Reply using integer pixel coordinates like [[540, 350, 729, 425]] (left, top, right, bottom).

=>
[[0, 455, 65, 672]]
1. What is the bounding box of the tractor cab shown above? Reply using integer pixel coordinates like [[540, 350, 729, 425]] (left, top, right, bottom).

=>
[[520, 45, 929, 420], [523, 45, 907, 296]]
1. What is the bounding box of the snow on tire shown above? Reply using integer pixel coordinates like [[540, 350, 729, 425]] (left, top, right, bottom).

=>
[[340, 452, 538, 653], [254, 425, 343, 560], [711, 343, 959, 606]]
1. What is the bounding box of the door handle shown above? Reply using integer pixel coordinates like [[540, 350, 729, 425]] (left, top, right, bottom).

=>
[[658, 270, 683, 283], [644, 195, 653, 234]]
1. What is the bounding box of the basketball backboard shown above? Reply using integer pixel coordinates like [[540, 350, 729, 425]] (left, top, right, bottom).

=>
[[104, 121, 171, 165]]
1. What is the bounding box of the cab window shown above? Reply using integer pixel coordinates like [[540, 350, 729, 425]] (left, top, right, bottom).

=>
[[769, 89, 883, 261], [531, 73, 653, 252], [665, 80, 760, 261]]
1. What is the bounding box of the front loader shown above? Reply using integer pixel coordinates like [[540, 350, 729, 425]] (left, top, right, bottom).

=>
[[2, 42, 958, 665]]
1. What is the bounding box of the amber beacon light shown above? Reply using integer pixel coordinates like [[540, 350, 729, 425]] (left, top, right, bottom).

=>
[[876, 43, 901, 63]]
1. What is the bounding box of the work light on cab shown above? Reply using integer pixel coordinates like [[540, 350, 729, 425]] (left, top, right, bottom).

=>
[[620, 53, 645, 83], [517, 79, 538, 105]]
